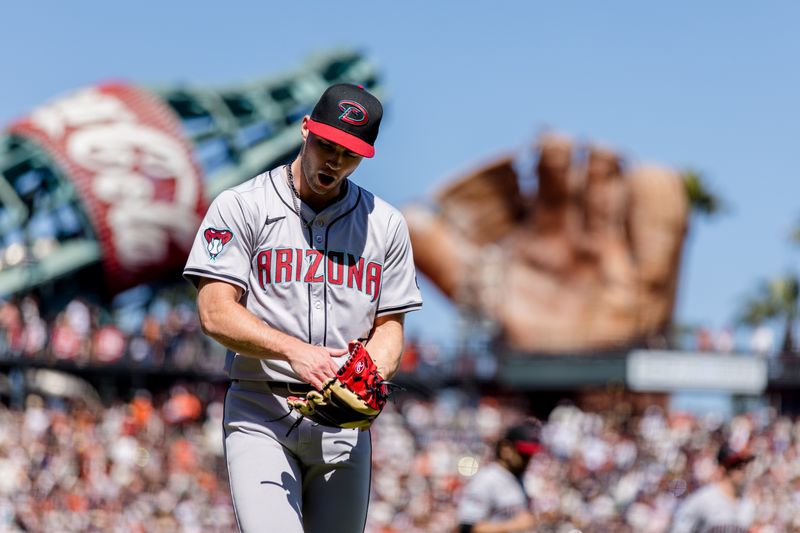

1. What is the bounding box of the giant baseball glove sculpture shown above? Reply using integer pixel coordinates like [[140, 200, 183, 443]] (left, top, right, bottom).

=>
[[287, 341, 389, 430], [404, 133, 690, 353]]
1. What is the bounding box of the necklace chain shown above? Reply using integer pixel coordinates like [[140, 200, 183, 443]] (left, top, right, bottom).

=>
[[286, 164, 310, 227]]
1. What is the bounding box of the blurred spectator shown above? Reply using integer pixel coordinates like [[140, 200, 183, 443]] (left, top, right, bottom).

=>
[[399, 338, 420, 374], [695, 327, 714, 352], [750, 324, 775, 357], [65, 298, 91, 339], [0, 300, 24, 355], [162, 385, 203, 425], [714, 327, 735, 354], [126, 390, 154, 433], [51, 314, 83, 362], [20, 296, 47, 358], [140, 314, 164, 366], [91, 324, 126, 364]]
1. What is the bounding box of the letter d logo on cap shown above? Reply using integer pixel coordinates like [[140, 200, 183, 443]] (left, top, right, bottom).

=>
[[338, 100, 368, 125]]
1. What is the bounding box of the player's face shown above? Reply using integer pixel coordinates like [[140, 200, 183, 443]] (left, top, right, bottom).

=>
[[299, 123, 363, 205], [513, 451, 534, 475], [728, 465, 748, 496], [501, 442, 534, 476]]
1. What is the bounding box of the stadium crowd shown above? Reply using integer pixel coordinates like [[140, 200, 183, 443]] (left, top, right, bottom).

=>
[[0, 288, 788, 380], [0, 293, 226, 373], [0, 383, 798, 532], [0, 287, 797, 531], [0, 384, 233, 532], [370, 395, 800, 532]]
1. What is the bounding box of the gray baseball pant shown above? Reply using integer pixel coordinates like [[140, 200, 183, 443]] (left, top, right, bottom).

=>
[[223, 380, 372, 533]]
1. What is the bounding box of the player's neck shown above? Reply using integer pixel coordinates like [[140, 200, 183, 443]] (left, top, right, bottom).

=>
[[716, 479, 737, 501], [290, 159, 347, 213]]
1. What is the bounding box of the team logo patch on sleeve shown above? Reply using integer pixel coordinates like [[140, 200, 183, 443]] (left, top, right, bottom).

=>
[[204, 228, 234, 261]]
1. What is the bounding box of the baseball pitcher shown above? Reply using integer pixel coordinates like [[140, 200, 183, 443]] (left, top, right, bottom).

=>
[[184, 83, 422, 533]]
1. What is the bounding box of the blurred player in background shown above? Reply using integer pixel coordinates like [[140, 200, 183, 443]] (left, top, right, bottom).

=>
[[669, 443, 755, 533], [456, 420, 542, 533]]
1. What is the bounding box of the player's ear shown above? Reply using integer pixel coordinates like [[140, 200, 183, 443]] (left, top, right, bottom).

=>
[[497, 439, 513, 459], [300, 116, 311, 142]]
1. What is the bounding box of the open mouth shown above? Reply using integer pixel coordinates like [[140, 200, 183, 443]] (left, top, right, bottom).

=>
[[318, 173, 336, 187]]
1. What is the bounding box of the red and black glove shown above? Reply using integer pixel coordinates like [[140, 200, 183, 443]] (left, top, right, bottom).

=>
[[287, 341, 390, 430]]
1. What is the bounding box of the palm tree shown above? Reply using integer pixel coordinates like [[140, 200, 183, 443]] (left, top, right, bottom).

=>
[[652, 171, 723, 349], [791, 213, 800, 245], [736, 275, 799, 354], [683, 170, 724, 217]]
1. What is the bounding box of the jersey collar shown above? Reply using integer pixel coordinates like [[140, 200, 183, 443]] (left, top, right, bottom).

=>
[[271, 166, 361, 224]]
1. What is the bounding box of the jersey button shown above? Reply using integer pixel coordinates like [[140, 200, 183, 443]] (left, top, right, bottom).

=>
[[315, 220, 324, 227], [315, 235, 323, 243], [315, 301, 322, 310]]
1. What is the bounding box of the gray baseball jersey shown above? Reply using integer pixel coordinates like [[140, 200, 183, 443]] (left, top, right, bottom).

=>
[[457, 462, 531, 528], [184, 165, 423, 381], [669, 484, 755, 533]]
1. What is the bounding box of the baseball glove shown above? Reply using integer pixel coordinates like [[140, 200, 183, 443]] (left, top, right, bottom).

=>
[[404, 133, 690, 353], [287, 341, 390, 430]]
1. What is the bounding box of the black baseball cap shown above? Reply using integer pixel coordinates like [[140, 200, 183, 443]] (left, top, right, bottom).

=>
[[504, 421, 543, 456], [306, 83, 383, 158], [717, 443, 754, 470]]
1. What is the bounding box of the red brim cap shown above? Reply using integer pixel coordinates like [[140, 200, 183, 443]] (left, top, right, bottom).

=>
[[514, 441, 542, 456], [722, 453, 755, 469], [307, 118, 375, 158]]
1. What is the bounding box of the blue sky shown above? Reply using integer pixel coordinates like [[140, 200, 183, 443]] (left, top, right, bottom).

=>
[[2, 2, 798, 349]]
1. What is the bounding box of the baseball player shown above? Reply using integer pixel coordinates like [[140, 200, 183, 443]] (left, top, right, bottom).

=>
[[184, 83, 422, 533], [457, 421, 542, 533], [669, 443, 755, 533]]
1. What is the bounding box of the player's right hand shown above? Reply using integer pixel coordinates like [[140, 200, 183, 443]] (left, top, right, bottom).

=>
[[507, 510, 536, 532], [285, 343, 348, 390]]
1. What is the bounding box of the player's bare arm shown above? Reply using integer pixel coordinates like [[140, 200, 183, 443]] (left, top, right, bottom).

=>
[[364, 313, 405, 379], [196, 278, 346, 389]]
